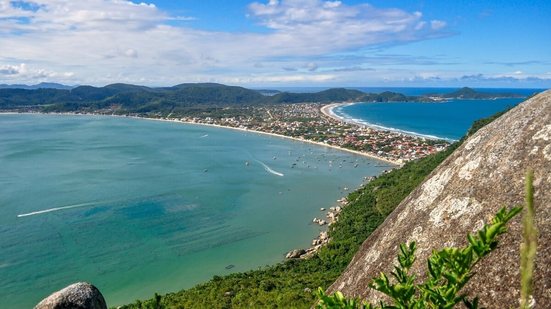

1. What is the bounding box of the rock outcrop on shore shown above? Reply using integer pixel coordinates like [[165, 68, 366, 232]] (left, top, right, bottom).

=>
[[285, 197, 349, 259], [35, 282, 107, 309], [328, 90, 551, 307]]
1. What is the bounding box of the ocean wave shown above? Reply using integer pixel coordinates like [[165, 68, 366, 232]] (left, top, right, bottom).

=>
[[255, 160, 284, 177]]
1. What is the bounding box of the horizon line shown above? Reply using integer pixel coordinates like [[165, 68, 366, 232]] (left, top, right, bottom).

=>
[[0, 82, 547, 90]]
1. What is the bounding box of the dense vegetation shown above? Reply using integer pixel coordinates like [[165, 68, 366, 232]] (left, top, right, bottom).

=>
[[360, 91, 420, 103], [266, 88, 365, 104], [0, 84, 524, 114], [439, 87, 524, 99], [0, 84, 364, 111], [117, 117, 502, 309]]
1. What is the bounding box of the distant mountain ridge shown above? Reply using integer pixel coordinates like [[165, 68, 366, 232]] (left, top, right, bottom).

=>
[[0, 83, 527, 113], [0, 82, 75, 90], [267, 88, 365, 104]]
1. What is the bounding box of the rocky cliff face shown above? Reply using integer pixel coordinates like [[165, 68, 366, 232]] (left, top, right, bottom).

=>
[[329, 90, 551, 307]]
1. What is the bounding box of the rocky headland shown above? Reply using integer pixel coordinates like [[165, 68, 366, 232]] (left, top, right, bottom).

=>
[[328, 90, 551, 307], [32, 90, 549, 308]]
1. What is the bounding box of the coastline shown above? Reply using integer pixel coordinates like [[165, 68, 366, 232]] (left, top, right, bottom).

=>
[[320, 103, 356, 123], [321, 102, 456, 142], [0, 111, 401, 166], [0, 113, 389, 307], [172, 120, 400, 166]]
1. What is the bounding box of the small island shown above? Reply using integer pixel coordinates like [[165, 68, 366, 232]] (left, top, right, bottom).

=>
[[424, 86, 526, 100]]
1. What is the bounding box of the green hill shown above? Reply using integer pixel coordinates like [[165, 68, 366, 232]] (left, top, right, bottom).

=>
[[267, 88, 365, 104], [436, 87, 525, 99], [0, 84, 525, 113], [360, 91, 421, 102]]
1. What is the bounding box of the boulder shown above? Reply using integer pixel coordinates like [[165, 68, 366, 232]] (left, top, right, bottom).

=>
[[35, 282, 107, 309], [224, 291, 234, 297], [285, 249, 306, 259]]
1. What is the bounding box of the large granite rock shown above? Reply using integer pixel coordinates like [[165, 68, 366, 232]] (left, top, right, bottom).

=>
[[35, 282, 107, 309], [329, 90, 551, 307]]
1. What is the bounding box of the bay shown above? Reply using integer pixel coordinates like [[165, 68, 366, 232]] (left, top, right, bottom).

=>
[[0, 114, 389, 307], [334, 98, 526, 141]]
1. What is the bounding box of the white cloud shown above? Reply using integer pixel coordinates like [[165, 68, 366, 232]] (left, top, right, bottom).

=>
[[0, 63, 21, 75], [0, 0, 167, 33], [323, 1, 342, 9], [0, 1, 36, 19], [305, 62, 318, 71], [124, 49, 138, 58], [224, 74, 336, 84], [430, 20, 446, 30], [247, 0, 444, 52], [454, 73, 551, 84], [0, 0, 450, 85], [0, 63, 74, 80]]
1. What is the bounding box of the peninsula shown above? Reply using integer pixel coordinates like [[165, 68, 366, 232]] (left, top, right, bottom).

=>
[[111, 90, 545, 309], [5, 85, 542, 308], [1, 83, 529, 164], [3, 83, 498, 163]]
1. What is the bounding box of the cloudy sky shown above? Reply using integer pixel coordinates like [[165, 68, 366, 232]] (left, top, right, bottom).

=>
[[1, 0, 550, 87]]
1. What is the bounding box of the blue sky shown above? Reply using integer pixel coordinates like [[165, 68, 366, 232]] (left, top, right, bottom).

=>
[[0, 0, 550, 87]]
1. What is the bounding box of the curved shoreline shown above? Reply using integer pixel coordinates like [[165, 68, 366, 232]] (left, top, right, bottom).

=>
[[171, 121, 400, 166], [3, 111, 390, 307], [321, 102, 457, 142], [320, 103, 354, 123], [0, 111, 401, 166]]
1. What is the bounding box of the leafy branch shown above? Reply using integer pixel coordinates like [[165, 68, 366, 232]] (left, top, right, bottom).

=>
[[317, 170, 541, 309], [316, 206, 520, 309]]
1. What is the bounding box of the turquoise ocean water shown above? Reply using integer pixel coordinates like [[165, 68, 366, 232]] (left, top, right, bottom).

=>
[[0, 114, 390, 307], [333, 98, 526, 141]]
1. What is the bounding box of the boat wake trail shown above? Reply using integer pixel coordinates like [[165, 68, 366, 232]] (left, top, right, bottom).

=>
[[17, 201, 100, 218], [199, 134, 209, 138], [255, 160, 284, 177]]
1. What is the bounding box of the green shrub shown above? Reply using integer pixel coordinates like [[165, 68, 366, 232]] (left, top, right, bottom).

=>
[[316, 169, 537, 309], [316, 206, 521, 309]]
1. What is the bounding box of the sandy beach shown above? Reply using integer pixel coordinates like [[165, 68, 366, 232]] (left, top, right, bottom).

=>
[[2, 112, 384, 307], [321, 102, 386, 130], [0, 111, 401, 166], [320, 102, 453, 142], [132, 115, 401, 166], [320, 103, 353, 123]]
